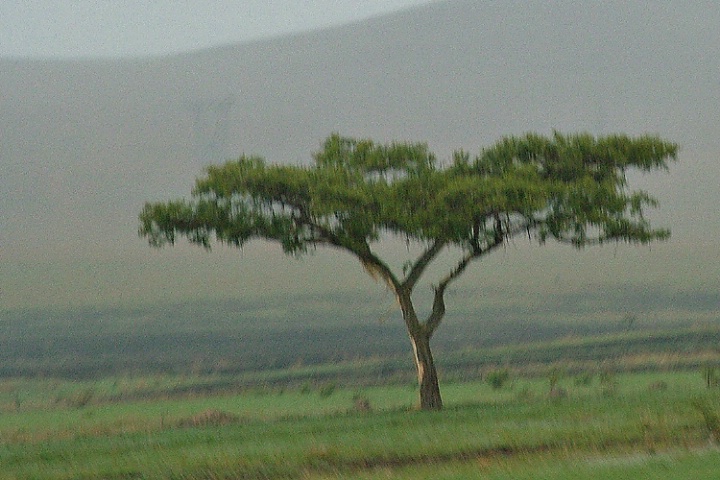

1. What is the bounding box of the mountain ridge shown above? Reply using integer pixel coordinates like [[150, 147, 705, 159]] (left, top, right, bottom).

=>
[[1, 0, 718, 311]]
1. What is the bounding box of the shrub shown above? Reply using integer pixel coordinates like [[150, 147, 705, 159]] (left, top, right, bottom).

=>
[[486, 369, 510, 390], [176, 409, 242, 428], [702, 366, 720, 388], [574, 371, 594, 386], [599, 370, 618, 397], [318, 382, 336, 398], [692, 399, 720, 441], [69, 388, 95, 409], [548, 386, 568, 400], [352, 392, 372, 412], [548, 367, 564, 391], [648, 380, 668, 391]]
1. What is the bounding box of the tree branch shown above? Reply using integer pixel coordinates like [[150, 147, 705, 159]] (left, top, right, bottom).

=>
[[307, 223, 401, 292], [357, 248, 402, 292], [401, 240, 447, 293], [425, 218, 530, 335]]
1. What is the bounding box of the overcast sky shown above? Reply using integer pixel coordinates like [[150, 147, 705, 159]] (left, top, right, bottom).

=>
[[0, 0, 435, 58]]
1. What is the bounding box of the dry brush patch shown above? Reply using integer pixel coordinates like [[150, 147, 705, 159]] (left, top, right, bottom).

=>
[[175, 409, 246, 429]]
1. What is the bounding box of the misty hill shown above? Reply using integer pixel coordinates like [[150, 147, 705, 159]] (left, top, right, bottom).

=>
[[1, 0, 719, 313]]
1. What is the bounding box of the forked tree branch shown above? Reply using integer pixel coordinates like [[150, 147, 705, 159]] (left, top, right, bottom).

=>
[[401, 240, 447, 294], [424, 219, 531, 335]]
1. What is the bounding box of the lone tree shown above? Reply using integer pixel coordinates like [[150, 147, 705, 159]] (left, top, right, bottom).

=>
[[140, 132, 677, 410]]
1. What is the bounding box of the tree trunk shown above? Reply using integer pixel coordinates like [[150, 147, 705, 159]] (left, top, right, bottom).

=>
[[409, 331, 443, 410]]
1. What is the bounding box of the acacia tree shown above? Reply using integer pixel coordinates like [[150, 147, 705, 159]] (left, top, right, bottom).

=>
[[140, 132, 677, 410]]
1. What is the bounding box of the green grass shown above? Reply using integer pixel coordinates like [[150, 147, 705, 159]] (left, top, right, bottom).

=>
[[316, 448, 720, 479], [1, 370, 719, 479]]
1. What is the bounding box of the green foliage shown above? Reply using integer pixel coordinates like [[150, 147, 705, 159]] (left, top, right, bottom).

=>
[[319, 382, 337, 398], [486, 369, 510, 390], [574, 371, 595, 386], [140, 132, 677, 253]]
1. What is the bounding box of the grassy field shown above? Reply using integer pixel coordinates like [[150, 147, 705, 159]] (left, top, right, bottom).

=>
[[2, 307, 720, 478], [2, 368, 720, 479]]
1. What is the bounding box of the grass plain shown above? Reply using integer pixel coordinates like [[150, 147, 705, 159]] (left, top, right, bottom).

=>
[[2, 349, 720, 478], [1, 289, 719, 478]]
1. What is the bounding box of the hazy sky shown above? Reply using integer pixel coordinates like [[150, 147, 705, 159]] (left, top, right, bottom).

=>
[[1, 0, 435, 58]]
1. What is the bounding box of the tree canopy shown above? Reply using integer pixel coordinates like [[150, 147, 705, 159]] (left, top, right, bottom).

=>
[[140, 131, 677, 409]]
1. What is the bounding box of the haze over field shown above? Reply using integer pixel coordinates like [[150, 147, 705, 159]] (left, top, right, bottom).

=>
[[2, 0, 719, 314]]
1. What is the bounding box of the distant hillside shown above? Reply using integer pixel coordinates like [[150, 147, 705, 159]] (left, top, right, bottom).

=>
[[2, 285, 718, 379], [1, 0, 719, 312]]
